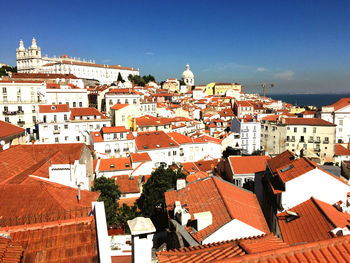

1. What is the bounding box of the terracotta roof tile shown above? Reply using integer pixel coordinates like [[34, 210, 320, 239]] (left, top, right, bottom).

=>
[[102, 126, 130, 134], [114, 175, 139, 194], [228, 156, 270, 175], [157, 234, 287, 263], [335, 144, 350, 156], [0, 121, 25, 139], [283, 117, 336, 126], [276, 157, 316, 183], [135, 131, 179, 150], [0, 237, 23, 263], [38, 104, 69, 113], [70, 107, 107, 120], [3, 217, 99, 263], [329, 97, 350, 111], [130, 152, 152, 163], [165, 177, 269, 243], [111, 104, 129, 110], [95, 157, 132, 172], [267, 150, 295, 175]]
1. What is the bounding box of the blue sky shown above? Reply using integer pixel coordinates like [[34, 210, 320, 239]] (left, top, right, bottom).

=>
[[1, 0, 350, 94]]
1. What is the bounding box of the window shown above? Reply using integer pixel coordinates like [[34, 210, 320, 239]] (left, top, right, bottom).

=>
[[2, 87, 7, 94], [173, 151, 176, 155], [339, 120, 343, 126], [79, 102, 82, 107], [54, 115, 57, 122], [64, 124, 68, 129], [294, 127, 297, 133], [17, 95, 21, 102], [73, 102, 76, 107], [55, 137, 59, 143], [18, 106, 22, 112], [4, 106, 8, 112], [64, 114, 67, 121], [65, 136, 69, 141], [122, 115, 125, 122], [125, 99, 129, 104], [313, 127, 316, 133], [168, 152, 171, 156], [17, 87, 21, 94], [76, 136, 80, 141], [303, 127, 306, 133], [32, 116, 36, 123]]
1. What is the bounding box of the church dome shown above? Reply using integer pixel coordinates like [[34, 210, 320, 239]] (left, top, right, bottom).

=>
[[182, 64, 194, 79]]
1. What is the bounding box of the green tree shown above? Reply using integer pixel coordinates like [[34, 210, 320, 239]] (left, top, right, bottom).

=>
[[128, 74, 156, 87], [92, 176, 121, 226], [117, 72, 124, 83], [137, 167, 186, 230], [0, 66, 17, 77], [116, 203, 141, 233]]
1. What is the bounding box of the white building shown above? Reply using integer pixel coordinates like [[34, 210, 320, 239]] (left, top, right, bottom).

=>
[[45, 83, 88, 108], [0, 80, 46, 129], [16, 38, 139, 85], [38, 105, 110, 144], [320, 97, 350, 143], [231, 117, 261, 154], [105, 88, 142, 114], [181, 64, 194, 86], [90, 126, 136, 158]]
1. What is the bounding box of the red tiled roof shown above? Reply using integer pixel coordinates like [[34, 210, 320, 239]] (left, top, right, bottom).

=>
[[118, 197, 138, 208], [91, 131, 104, 142], [283, 117, 335, 126], [0, 178, 99, 221], [186, 171, 209, 182], [0, 144, 86, 184], [262, 115, 279, 121], [236, 101, 252, 107], [194, 159, 220, 173], [335, 144, 350, 156], [220, 234, 350, 262], [114, 175, 139, 194], [102, 126, 130, 133], [135, 115, 171, 127], [157, 233, 287, 263], [44, 60, 137, 71], [95, 157, 132, 172], [228, 156, 270, 175], [70, 107, 107, 119], [165, 177, 269, 243], [168, 132, 203, 145], [130, 152, 152, 163], [329, 97, 350, 111], [38, 104, 69, 113], [277, 157, 316, 183], [181, 162, 200, 174], [11, 73, 78, 79], [4, 217, 98, 263], [0, 121, 25, 139], [267, 150, 295, 174], [0, 237, 23, 263], [111, 104, 129, 110], [135, 131, 179, 150]]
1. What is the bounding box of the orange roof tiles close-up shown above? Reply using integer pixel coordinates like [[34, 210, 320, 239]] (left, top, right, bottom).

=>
[[267, 150, 295, 175], [228, 156, 270, 175], [0, 120, 25, 139], [335, 144, 350, 156], [278, 197, 350, 245], [165, 176, 269, 243], [2, 216, 99, 263], [276, 157, 316, 183], [0, 237, 23, 263], [157, 234, 287, 263], [114, 175, 139, 194]]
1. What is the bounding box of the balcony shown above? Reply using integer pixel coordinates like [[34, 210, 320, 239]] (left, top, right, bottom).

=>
[[308, 138, 314, 143], [315, 139, 321, 144], [314, 148, 321, 152], [123, 148, 129, 152], [53, 129, 61, 134], [323, 140, 329, 144], [291, 138, 295, 142], [3, 110, 24, 116], [105, 149, 111, 154], [17, 121, 25, 127]]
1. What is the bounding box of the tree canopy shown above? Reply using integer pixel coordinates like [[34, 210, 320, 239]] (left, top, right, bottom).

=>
[[0, 66, 17, 77], [92, 176, 121, 226], [116, 203, 141, 233], [128, 74, 155, 86], [137, 166, 186, 230]]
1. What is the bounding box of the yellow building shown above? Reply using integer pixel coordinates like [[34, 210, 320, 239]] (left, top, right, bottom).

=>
[[205, 83, 242, 96]]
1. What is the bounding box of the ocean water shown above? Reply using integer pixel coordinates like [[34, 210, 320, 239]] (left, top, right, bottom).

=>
[[269, 94, 350, 108]]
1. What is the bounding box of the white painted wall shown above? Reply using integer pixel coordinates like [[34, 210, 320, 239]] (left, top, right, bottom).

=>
[[281, 168, 350, 210], [202, 219, 264, 244]]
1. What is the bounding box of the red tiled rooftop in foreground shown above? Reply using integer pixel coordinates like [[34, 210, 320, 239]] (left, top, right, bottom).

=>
[[228, 156, 270, 174], [277, 197, 350, 245], [130, 152, 152, 163], [165, 177, 269, 243], [0, 120, 25, 139], [329, 97, 350, 111], [114, 175, 139, 194], [276, 157, 316, 183], [95, 157, 132, 172], [0, 178, 99, 222], [220, 234, 350, 263], [0, 237, 23, 263], [267, 150, 295, 174], [157, 233, 287, 263], [1, 217, 99, 263]]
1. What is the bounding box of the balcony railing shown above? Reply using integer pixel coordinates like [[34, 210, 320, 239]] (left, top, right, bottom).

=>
[[53, 129, 61, 134], [123, 148, 129, 152], [105, 149, 111, 154], [0, 100, 43, 104], [323, 140, 329, 144], [314, 148, 321, 152], [3, 110, 24, 115], [315, 139, 321, 143], [308, 139, 314, 143], [17, 121, 25, 127]]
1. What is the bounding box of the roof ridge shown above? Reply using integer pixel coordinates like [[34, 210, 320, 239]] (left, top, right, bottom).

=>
[[211, 177, 235, 221], [310, 197, 338, 228]]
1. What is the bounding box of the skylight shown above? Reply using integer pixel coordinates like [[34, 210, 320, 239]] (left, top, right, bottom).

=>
[[280, 165, 294, 173]]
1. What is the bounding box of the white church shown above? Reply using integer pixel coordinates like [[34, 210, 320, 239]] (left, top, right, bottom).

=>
[[16, 38, 139, 85]]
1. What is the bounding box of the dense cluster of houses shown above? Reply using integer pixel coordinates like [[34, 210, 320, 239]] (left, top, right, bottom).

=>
[[1, 71, 350, 262]]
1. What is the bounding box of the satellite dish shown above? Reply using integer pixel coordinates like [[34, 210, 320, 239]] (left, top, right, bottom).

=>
[[0, 140, 5, 146]]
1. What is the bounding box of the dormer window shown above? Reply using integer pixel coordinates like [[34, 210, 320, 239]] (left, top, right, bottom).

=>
[[125, 163, 130, 167], [156, 144, 160, 148], [110, 164, 115, 168]]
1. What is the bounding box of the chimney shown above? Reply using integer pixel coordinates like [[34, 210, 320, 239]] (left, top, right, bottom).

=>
[[176, 179, 186, 190], [77, 185, 81, 202], [174, 201, 191, 226], [193, 211, 212, 231], [128, 217, 156, 263]]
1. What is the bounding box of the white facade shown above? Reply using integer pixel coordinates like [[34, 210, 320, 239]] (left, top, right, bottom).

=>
[[321, 103, 350, 143], [181, 64, 194, 86], [137, 147, 179, 167], [105, 91, 141, 114], [0, 80, 46, 128], [281, 168, 350, 210], [231, 117, 261, 154], [202, 219, 264, 245], [45, 86, 88, 108], [16, 38, 139, 85]]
